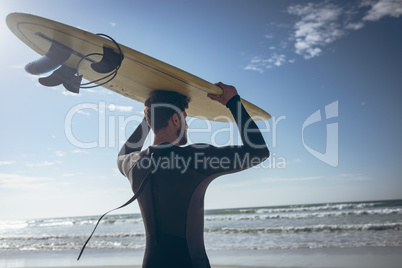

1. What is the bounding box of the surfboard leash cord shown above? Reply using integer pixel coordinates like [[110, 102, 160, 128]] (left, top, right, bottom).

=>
[[75, 33, 124, 89]]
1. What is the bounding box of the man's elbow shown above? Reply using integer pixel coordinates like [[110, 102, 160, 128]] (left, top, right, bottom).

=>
[[117, 157, 125, 176], [258, 146, 270, 163], [248, 146, 270, 168], [252, 143, 269, 158], [264, 146, 270, 159]]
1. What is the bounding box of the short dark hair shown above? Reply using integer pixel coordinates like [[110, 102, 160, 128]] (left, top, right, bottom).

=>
[[144, 90, 190, 133]]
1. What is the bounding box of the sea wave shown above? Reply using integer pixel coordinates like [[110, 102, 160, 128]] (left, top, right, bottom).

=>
[[204, 222, 402, 234], [205, 240, 402, 250], [0, 215, 144, 230], [0, 232, 146, 251], [3, 202, 399, 230], [0, 220, 28, 230], [254, 202, 379, 214], [1, 200, 401, 252], [0, 232, 145, 241], [2, 235, 401, 251], [205, 202, 382, 215], [0, 240, 145, 251], [205, 207, 402, 221]]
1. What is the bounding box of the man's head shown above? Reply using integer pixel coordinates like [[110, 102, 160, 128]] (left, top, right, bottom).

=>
[[144, 90, 190, 145]]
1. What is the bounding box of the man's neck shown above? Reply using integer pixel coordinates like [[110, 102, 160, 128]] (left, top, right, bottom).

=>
[[152, 133, 178, 146]]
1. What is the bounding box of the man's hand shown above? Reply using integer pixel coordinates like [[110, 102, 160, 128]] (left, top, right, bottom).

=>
[[207, 82, 238, 106]]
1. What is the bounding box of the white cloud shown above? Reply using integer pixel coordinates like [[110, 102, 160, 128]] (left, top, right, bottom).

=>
[[0, 173, 53, 190], [244, 0, 402, 72], [345, 22, 365, 30], [31, 79, 81, 97], [79, 88, 114, 96], [55, 151, 66, 157], [363, 0, 402, 21], [245, 64, 264, 73], [288, 2, 345, 59], [244, 56, 267, 73], [69, 103, 99, 117], [244, 54, 289, 73], [108, 104, 133, 112], [71, 149, 89, 154], [287, 0, 402, 59], [76, 110, 91, 116], [11, 64, 25, 70], [77, 26, 88, 31], [0, 161, 16, 166], [61, 90, 81, 97], [115, 106, 134, 112], [82, 88, 96, 93], [62, 173, 76, 177], [271, 54, 287, 66], [110, 22, 117, 27], [26, 161, 62, 167], [334, 173, 374, 181]]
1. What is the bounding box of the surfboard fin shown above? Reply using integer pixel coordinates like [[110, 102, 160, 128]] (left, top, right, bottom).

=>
[[25, 41, 72, 75], [91, 46, 124, 74], [63, 74, 83, 94], [39, 65, 82, 93]]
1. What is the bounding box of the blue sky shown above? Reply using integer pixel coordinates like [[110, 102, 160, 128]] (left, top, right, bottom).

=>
[[0, 0, 401, 220]]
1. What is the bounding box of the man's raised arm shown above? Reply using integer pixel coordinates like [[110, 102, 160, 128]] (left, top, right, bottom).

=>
[[117, 117, 150, 177], [205, 82, 269, 171]]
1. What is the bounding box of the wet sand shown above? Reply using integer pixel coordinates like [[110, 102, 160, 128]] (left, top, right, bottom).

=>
[[2, 246, 402, 268]]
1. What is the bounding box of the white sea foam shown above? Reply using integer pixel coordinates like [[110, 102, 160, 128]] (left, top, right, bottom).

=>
[[0, 220, 28, 230], [0, 200, 401, 251], [205, 221, 402, 234], [205, 207, 402, 221]]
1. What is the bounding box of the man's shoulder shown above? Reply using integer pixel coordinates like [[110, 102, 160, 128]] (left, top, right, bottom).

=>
[[179, 143, 216, 152], [117, 148, 151, 177]]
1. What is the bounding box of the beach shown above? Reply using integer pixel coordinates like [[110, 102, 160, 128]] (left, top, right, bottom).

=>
[[1, 200, 401, 268], [2, 246, 402, 268]]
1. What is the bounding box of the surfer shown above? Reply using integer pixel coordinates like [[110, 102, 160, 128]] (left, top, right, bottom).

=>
[[117, 82, 269, 268]]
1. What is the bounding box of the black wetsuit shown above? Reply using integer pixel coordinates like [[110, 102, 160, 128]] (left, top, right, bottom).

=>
[[117, 95, 269, 268]]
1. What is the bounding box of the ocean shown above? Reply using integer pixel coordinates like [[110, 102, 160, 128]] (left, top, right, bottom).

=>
[[1, 199, 402, 267]]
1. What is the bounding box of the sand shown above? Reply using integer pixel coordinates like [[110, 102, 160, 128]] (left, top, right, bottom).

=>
[[2, 246, 402, 268], [20, 266, 271, 268]]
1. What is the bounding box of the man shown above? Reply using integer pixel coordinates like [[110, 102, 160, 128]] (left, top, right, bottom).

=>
[[117, 82, 269, 267]]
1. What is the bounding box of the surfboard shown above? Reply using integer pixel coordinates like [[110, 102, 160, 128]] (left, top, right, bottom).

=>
[[6, 12, 271, 122]]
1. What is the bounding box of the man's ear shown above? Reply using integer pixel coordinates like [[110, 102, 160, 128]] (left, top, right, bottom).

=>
[[171, 113, 180, 128]]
